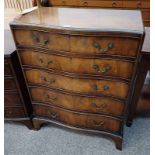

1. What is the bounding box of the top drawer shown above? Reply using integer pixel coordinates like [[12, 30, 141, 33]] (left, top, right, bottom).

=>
[[13, 29, 140, 57]]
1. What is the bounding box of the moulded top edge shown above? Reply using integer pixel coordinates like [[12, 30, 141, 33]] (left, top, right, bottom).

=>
[[11, 7, 144, 35]]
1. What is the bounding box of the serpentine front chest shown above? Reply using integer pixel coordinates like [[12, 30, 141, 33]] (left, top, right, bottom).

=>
[[10, 7, 144, 150]]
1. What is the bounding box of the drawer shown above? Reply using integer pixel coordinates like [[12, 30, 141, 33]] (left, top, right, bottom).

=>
[[123, 1, 150, 9], [4, 92, 23, 107], [33, 104, 122, 133], [141, 9, 150, 21], [4, 78, 17, 90], [4, 107, 25, 118], [70, 36, 139, 57], [13, 29, 69, 51], [4, 61, 13, 76], [19, 50, 134, 79], [48, 0, 80, 6], [30, 87, 125, 117], [79, 0, 123, 8], [25, 69, 129, 99], [14, 29, 140, 57]]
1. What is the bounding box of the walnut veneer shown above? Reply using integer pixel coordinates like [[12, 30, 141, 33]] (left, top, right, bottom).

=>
[[10, 7, 144, 150]]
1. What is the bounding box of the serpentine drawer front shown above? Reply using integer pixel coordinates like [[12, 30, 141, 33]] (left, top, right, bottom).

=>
[[10, 7, 144, 150], [19, 50, 134, 79], [14, 29, 140, 57], [30, 87, 125, 117], [33, 104, 122, 133], [25, 69, 129, 99]]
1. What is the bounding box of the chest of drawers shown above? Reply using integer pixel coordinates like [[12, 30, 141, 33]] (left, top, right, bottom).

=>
[[10, 7, 144, 150], [4, 30, 33, 129], [4, 55, 25, 118]]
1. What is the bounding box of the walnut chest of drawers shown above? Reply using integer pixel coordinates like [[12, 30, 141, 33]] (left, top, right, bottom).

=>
[[10, 7, 144, 150]]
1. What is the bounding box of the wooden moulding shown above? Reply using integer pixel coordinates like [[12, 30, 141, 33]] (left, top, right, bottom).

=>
[[10, 25, 143, 37]]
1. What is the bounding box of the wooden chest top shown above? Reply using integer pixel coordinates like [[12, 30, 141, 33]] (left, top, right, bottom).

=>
[[12, 7, 144, 34]]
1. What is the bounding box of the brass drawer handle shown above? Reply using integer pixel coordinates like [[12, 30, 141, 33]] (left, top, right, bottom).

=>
[[92, 42, 114, 53], [103, 85, 109, 91], [91, 83, 98, 90], [47, 111, 58, 119], [47, 60, 53, 66], [93, 120, 105, 127], [40, 76, 55, 85], [32, 35, 39, 42], [91, 84, 110, 91], [32, 34, 49, 46], [137, 1, 142, 8], [112, 2, 117, 7], [92, 64, 99, 72], [44, 93, 57, 101], [38, 58, 44, 64], [83, 1, 88, 6], [91, 102, 107, 110], [92, 64, 111, 73], [38, 58, 53, 67], [61, 0, 66, 5]]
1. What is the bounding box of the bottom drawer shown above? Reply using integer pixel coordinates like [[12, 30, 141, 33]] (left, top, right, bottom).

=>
[[33, 104, 122, 133], [4, 107, 25, 118]]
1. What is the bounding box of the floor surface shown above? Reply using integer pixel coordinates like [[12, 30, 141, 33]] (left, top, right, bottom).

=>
[[4, 117, 149, 155]]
